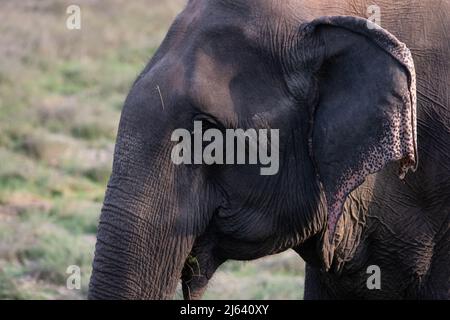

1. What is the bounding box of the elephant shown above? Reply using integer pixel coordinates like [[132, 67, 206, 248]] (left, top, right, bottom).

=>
[[88, 0, 450, 300]]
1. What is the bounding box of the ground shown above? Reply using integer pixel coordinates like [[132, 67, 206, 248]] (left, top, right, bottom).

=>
[[0, 0, 305, 299]]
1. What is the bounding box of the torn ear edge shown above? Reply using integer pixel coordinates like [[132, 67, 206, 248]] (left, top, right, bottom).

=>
[[302, 16, 418, 271]]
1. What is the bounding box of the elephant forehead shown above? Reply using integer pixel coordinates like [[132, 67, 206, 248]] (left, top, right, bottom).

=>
[[190, 49, 238, 124], [166, 58, 187, 94]]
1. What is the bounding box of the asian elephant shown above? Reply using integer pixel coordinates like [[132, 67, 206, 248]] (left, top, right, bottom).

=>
[[89, 0, 450, 300]]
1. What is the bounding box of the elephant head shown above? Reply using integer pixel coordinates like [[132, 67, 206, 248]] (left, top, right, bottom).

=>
[[89, 0, 417, 299]]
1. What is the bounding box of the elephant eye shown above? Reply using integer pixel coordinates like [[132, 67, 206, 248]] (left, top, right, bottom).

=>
[[192, 114, 224, 131]]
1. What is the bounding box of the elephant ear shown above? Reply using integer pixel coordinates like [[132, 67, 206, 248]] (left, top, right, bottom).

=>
[[304, 17, 418, 260]]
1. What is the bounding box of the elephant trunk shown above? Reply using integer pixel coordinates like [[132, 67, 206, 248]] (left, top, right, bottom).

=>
[[88, 103, 194, 299], [88, 185, 192, 299]]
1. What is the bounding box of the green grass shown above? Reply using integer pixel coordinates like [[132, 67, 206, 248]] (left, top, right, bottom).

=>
[[201, 252, 305, 300], [0, 0, 305, 300]]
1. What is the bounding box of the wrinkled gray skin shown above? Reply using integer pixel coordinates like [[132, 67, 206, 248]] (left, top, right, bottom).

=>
[[89, 0, 449, 300]]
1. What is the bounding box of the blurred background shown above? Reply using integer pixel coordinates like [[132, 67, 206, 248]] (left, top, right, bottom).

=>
[[0, 0, 304, 299]]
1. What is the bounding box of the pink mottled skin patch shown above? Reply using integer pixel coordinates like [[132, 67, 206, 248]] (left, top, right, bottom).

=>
[[327, 110, 417, 237], [327, 136, 416, 238]]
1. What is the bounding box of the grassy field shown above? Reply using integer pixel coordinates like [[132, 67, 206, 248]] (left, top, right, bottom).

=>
[[0, 0, 305, 299]]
